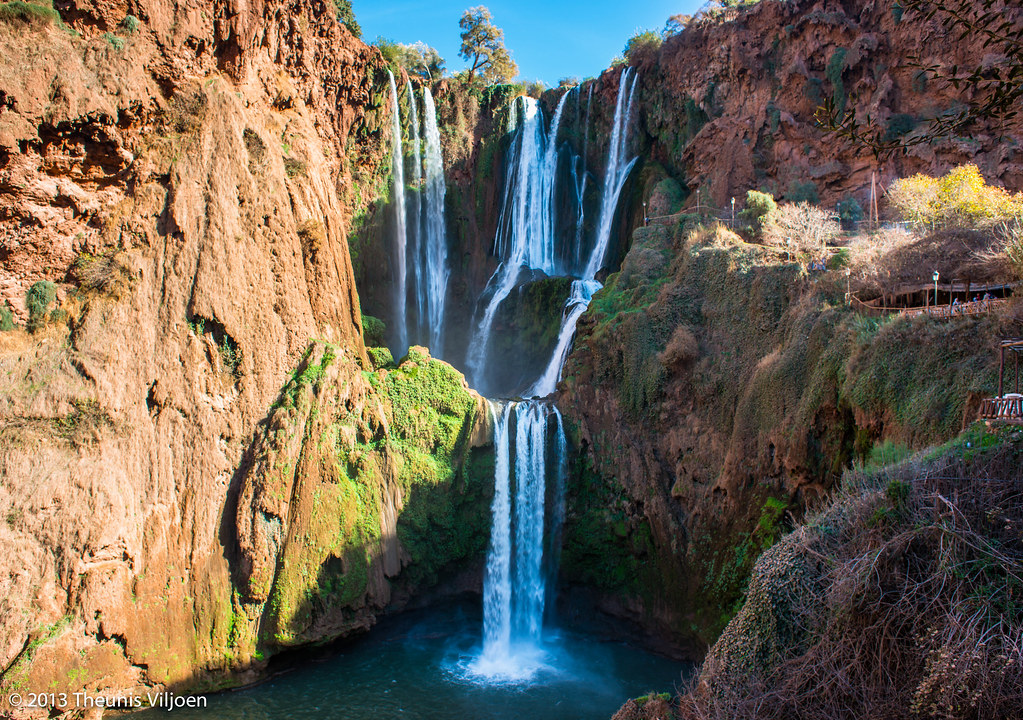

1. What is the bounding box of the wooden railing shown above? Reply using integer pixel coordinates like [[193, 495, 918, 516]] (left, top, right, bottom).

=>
[[851, 296, 1009, 319], [980, 396, 1023, 421]]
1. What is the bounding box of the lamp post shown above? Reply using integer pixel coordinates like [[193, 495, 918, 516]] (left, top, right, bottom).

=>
[[845, 267, 851, 305], [933, 270, 939, 313], [643, 200, 648, 227], [731, 197, 735, 226]]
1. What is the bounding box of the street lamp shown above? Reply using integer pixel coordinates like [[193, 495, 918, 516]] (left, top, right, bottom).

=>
[[643, 200, 648, 226], [731, 197, 735, 226], [933, 270, 939, 311], [845, 267, 851, 305]]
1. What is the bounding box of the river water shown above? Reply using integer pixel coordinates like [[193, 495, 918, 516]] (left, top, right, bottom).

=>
[[132, 601, 689, 720]]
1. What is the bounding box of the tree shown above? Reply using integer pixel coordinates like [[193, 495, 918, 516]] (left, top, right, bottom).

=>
[[374, 38, 445, 80], [332, 0, 361, 39], [888, 164, 1023, 227], [458, 6, 517, 85], [818, 0, 1022, 158]]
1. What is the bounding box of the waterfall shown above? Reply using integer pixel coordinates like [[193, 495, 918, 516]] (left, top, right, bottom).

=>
[[482, 401, 514, 660], [475, 400, 566, 679], [422, 88, 449, 357], [571, 84, 593, 271], [529, 70, 638, 398], [387, 72, 408, 356], [585, 69, 638, 281], [406, 79, 423, 345], [466, 93, 569, 390], [474, 73, 638, 682]]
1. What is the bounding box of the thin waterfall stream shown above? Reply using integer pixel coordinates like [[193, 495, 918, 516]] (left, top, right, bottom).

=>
[[387, 71, 409, 356]]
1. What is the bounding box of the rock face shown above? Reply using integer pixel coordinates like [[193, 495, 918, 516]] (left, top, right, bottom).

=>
[[558, 223, 1011, 651], [634, 0, 1023, 210], [0, 1, 493, 713]]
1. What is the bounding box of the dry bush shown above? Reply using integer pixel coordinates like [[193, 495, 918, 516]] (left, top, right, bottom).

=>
[[72, 251, 131, 297], [764, 202, 840, 254], [659, 324, 698, 369], [996, 219, 1023, 280], [846, 227, 916, 304], [677, 428, 1023, 720]]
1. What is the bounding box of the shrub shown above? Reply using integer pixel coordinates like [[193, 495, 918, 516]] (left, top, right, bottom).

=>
[[785, 179, 819, 204], [826, 48, 847, 114], [836, 195, 863, 224], [0, 0, 62, 25], [72, 252, 130, 296], [766, 202, 841, 253], [742, 190, 777, 239], [884, 113, 917, 141], [361, 314, 386, 347], [889, 164, 1023, 227], [659, 325, 699, 369], [623, 30, 662, 66], [0, 304, 14, 331], [998, 218, 1023, 279], [25, 280, 56, 332], [102, 31, 125, 50], [119, 14, 139, 33], [373, 38, 445, 80]]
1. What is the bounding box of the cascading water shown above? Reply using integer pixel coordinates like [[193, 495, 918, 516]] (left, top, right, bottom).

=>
[[422, 88, 449, 357], [586, 68, 639, 281], [406, 79, 423, 343], [472, 73, 638, 682], [473, 400, 566, 681], [387, 71, 408, 356], [529, 69, 638, 397], [466, 93, 569, 390]]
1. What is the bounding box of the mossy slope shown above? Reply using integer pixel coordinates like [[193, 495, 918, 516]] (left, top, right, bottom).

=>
[[560, 223, 1008, 650], [232, 342, 492, 658]]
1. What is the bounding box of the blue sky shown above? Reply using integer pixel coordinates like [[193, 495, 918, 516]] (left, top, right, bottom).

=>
[[353, 1, 705, 85]]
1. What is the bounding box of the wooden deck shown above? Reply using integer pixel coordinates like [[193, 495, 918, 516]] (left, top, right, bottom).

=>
[[980, 396, 1023, 422]]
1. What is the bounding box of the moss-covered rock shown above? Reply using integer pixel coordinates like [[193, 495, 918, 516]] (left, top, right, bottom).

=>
[[233, 342, 492, 654]]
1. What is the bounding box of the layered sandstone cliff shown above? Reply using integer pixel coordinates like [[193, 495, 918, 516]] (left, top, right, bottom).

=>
[[0, 1, 494, 713]]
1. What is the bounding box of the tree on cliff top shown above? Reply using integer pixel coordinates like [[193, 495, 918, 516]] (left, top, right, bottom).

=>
[[818, 0, 1021, 158], [458, 6, 517, 84]]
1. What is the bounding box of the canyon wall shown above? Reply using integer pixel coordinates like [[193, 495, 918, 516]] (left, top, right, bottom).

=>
[[0, 1, 493, 713]]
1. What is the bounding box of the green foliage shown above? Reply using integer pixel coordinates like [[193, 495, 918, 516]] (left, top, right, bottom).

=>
[[836, 195, 863, 223], [785, 180, 819, 204], [623, 30, 661, 65], [361, 314, 386, 347], [119, 14, 139, 33], [742, 190, 777, 238], [458, 6, 517, 84], [25, 280, 55, 332], [0, 0, 62, 26], [561, 455, 662, 597], [332, 0, 361, 38], [884, 113, 918, 141], [366, 346, 394, 369], [102, 31, 125, 50], [826, 47, 848, 114], [374, 38, 445, 80], [0, 304, 14, 331]]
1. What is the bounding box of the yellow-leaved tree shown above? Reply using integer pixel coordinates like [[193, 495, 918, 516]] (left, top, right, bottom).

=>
[[888, 165, 1023, 227]]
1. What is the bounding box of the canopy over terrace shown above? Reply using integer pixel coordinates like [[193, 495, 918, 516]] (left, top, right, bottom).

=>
[[980, 339, 1023, 423]]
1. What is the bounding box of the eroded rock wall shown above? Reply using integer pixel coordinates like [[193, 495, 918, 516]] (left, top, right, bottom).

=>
[[0, 0, 463, 711]]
